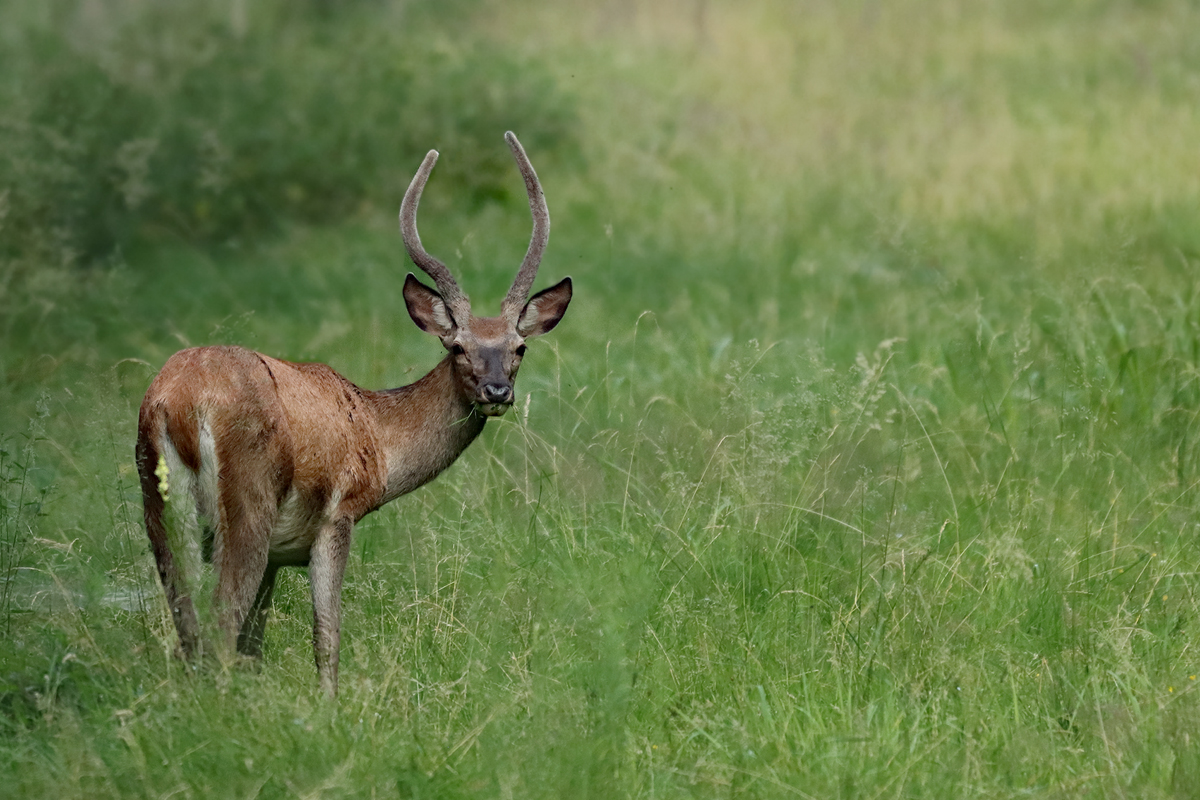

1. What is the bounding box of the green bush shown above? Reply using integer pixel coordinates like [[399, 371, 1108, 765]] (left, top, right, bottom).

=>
[[0, 0, 577, 265]]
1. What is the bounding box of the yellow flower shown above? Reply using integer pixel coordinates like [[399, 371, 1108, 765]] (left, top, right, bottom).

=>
[[155, 455, 170, 500]]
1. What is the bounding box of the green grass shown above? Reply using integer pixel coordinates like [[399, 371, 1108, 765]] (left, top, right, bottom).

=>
[[4, 0, 1200, 796]]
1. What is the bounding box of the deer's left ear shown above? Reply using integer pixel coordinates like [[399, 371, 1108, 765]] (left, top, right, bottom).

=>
[[404, 273, 457, 337], [517, 278, 573, 337]]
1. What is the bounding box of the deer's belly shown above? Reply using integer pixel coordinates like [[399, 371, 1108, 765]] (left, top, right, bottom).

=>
[[267, 490, 333, 566]]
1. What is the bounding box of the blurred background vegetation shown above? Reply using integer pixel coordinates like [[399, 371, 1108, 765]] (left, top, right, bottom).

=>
[[4, 0, 1200, 797], [0, 0, 575, 260]]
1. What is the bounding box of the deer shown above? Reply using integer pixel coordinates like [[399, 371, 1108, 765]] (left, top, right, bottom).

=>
[[135, 132, 572, 697]]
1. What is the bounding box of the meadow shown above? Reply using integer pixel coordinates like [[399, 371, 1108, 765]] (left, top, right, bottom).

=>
[[3, 0, 1200, 796]]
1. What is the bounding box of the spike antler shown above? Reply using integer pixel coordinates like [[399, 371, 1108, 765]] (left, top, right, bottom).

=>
[[500, 131, 551, 323], [399, 150, 472, 326]]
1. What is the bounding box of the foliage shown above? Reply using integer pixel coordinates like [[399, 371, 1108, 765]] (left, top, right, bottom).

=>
[[0, 426, 52, 637], [0, 0, 576, 266]]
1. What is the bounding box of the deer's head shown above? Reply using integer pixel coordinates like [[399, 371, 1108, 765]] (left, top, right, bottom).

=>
[[400, 132, 572, 417]]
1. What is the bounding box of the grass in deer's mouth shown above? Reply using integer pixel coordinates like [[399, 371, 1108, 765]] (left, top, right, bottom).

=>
[[3, 0, 1200, 797], [479, 403, 511, 417]]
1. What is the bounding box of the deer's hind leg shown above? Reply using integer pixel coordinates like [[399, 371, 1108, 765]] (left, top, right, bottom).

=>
[[210, 420, 290, 660], [237, 564, 279, 659], [137, 431, 203, 660], [211, 484, 275, 659]]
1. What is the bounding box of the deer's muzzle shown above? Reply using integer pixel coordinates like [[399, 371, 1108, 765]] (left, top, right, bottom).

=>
[[478, 383, 514, 416]]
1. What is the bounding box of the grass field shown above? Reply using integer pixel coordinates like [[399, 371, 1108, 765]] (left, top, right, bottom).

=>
[[4, 0, 1200, 796]]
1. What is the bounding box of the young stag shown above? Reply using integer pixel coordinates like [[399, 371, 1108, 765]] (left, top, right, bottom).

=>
[[136, 132, 572, 696]]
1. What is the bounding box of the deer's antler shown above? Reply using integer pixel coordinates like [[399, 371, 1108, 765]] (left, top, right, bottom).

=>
[[501, 131, 550, 323], [400, 150, 472, 325]]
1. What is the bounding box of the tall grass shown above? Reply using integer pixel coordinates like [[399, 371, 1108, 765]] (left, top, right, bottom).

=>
[[4, 0, 1200, 797]]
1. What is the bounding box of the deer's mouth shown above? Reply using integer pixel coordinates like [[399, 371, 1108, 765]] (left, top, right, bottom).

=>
[[478, 402, 512, 417]]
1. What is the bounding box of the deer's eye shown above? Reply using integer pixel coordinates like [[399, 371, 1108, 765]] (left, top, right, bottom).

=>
[[515, 345, 527, 358], [450, 344, 466, 356]]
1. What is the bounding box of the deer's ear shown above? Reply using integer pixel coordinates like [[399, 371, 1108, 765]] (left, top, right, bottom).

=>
[[404, 273, 456, 336], [518, 278, 573, 337]]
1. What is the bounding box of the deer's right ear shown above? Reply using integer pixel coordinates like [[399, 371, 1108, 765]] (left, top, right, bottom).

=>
[[404, 273, 456, 337], [517, 277, 573, 337]]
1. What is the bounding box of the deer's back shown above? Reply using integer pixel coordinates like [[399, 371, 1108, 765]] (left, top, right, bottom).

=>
[[139, 346, 388, 535]]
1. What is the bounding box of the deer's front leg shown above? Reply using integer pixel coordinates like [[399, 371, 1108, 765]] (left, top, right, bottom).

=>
[[310, 516, 353, 697]]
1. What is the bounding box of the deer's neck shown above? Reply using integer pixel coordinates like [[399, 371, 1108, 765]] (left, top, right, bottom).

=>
[[366, 357, 486, 506]]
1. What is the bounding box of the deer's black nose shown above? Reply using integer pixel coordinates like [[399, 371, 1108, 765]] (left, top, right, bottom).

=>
[[481, 383, 513, 404]]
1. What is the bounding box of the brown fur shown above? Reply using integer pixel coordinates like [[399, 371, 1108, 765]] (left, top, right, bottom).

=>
[[136, 345, 487, 692], [137, 133, 572, 697]]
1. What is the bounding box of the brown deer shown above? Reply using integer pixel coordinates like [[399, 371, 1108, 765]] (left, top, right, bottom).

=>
[[135, 132, 572, 696]]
